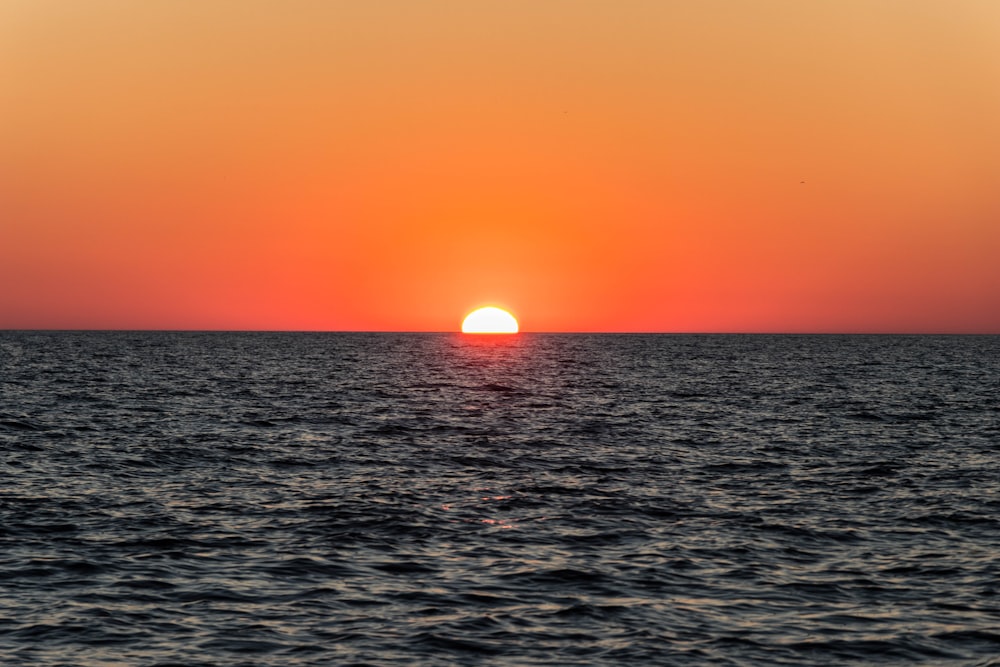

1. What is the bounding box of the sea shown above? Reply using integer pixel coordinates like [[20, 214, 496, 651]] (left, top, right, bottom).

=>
[[1, 331, 998, 666]]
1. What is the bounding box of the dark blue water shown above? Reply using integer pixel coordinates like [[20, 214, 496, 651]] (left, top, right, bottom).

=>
[[1, 332, 998, 666]]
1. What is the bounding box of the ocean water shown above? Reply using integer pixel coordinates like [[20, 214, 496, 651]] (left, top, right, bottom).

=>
[[1, 331, 998, 666]]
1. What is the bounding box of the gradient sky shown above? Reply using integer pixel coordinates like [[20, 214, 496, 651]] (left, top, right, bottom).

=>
[[3, 1, 998, 332]]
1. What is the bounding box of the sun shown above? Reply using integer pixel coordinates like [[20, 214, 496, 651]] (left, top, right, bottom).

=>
[[461, 306, 519, 334]]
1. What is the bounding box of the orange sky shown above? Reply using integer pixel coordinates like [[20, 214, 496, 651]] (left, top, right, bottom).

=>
[[2, 1, 998, 332]]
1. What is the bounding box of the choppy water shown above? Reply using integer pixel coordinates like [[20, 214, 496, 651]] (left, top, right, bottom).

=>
[[1, 332, 999, 666]]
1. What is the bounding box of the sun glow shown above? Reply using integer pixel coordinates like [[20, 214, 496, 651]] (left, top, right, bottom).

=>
[[461, 307, 519, 334]]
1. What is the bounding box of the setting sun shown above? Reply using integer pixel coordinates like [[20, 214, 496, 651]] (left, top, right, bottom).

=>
[[461, 307, 519, 334]]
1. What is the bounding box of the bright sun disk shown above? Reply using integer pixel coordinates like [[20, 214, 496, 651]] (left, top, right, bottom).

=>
[[461, 307, 519, 334]]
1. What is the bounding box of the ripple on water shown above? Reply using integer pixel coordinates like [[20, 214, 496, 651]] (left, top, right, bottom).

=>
[[1, 332, 999, 665]]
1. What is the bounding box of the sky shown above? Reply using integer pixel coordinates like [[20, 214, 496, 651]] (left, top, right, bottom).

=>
[[2, 0, 998, 332]]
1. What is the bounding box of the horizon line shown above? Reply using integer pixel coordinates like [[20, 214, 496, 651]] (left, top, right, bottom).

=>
[[2, 328, 997, 336]]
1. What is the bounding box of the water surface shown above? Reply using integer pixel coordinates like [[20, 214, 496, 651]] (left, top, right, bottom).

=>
[[1, 332, 998, 665]]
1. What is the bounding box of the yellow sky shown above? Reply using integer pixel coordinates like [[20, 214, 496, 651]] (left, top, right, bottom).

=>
[[2, 1, 999, 331]]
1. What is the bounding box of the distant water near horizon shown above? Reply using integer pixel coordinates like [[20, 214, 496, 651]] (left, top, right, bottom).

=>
[[2, 332, 998, 666]]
